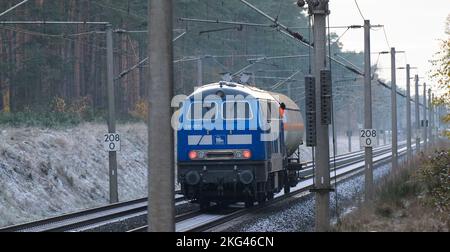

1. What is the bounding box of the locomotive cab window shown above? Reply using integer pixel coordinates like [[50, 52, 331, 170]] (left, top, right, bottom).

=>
[[222, 101, 253, 120], [186, 101, 218, 121]]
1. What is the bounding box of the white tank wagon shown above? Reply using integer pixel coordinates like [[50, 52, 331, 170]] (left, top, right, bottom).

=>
[[268, 92, 305, 157]]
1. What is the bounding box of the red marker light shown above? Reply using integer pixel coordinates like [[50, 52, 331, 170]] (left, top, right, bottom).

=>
[[243, 150, 252, 159], [189, 151, 198, 160]]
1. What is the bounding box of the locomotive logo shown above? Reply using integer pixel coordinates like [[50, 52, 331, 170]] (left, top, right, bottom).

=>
[[214, 135, 226, 145]]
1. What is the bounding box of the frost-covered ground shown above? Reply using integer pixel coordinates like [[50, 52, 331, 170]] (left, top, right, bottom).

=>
[[0, 122, 391, 228], [0, 123, 149, 228]]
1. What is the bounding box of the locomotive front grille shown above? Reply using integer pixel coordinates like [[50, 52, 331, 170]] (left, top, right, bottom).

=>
[[206, 151, 235, 160]]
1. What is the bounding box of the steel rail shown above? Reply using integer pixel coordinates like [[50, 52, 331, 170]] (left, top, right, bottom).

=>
[[182, 146, 411, 232], [1, 142, 408, 232], [0, 192, 184, 232], [129, 142, 409, 232]]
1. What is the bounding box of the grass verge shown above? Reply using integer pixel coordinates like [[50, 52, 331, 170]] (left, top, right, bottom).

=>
[[334, 142, 450, 232]]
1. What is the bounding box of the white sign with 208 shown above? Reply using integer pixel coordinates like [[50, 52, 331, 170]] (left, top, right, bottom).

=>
[[360, 129, 377, 147], [104, 133, 121, 152]]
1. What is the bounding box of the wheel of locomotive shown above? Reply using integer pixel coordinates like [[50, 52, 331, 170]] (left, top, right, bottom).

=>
[[284, 171, 291, 194], [245, 198, 254, 208], [217, 201, 227, 208], [257, 194, 266, 206], [199, 199, 210, 211], [284, 184, 291, 194], [267, 191, 274, 200], [256, 189, 267, 205]]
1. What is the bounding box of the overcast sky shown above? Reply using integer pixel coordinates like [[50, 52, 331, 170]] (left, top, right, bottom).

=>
[[328, 0, 449, 94]]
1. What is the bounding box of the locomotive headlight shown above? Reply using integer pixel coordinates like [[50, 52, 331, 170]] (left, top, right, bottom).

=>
[[243, 150, 252, 159], [234, 150, 252, 159], [189, 151, 198, 160]]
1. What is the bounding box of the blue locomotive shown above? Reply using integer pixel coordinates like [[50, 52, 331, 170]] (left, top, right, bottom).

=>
[[176, 82, 305, 208]]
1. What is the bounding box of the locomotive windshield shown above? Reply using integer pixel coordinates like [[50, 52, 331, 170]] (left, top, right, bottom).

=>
[[186, 101, 218, 121], [222, 101, 253, 120], [186, 100, 254, 121]]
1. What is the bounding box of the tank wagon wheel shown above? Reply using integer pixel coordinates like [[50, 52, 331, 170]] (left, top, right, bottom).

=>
[[283, 171, 291, 194]]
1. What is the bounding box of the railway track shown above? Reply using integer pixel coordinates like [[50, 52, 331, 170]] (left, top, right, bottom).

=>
[[0, 142, 407, 233], [0, 192, 185, 232], [175, 145, 411, 232], [129, 142, 409, 232]]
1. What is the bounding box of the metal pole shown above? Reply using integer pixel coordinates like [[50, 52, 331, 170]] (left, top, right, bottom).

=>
[[348, 131, 352, 153], [414, 75, 420, 152], [428, 89, 432, 147], [438, 106, 440, 137], [310, 0, 331, 232], [406, 65, 412, 162], [148, 0, 175, 232], [347, 103, 352, 153], [391, 48, 398, 171], [431, 93, 434, 144], [423, 83, 427, 151], [364, 20, 373, 201], [106, 24, 118, 204], [197, 57, 203, 87]]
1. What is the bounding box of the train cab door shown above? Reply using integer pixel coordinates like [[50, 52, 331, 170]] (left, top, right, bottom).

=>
[[266, 101, 283, 173]]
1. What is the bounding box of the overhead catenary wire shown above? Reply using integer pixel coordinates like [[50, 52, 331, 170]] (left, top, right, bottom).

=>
[[237, 0, 363, 78], [185, 1, 387, 98], [83, 0, 146, 21], [353, 0, 366, 21], [115, 33, 187, 80], [270, 69, 304, 90], [237, 1, 412, 109], [382, 26, 391, 49], [239, 0, 312, 47], [0, 25, 138, 58], [0, 0, 29, 18], [334, 27, 350, 45]]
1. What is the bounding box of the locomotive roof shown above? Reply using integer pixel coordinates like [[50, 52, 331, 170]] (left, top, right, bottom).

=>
[[191, 82, 277, 101], [189, 82, 300, 111]]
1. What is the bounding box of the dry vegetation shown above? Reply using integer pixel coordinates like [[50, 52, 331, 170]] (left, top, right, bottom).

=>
[[335, 142, 450, 232]]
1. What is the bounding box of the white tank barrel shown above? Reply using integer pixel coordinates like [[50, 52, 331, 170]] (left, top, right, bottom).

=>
[[269, 92, 305, 157]]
